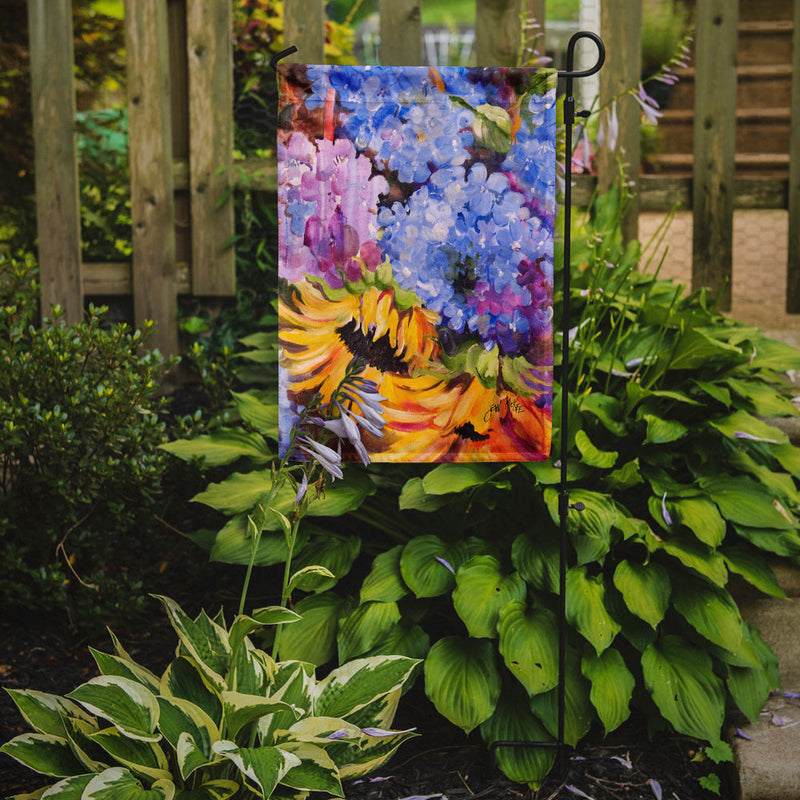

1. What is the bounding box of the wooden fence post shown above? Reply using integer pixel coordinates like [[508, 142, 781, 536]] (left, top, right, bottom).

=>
[[787, 0, 800, 312], [475, 0, 539, 67], [187, 0, 235, 296], [598, 0, 641, 244], [692, 0, 738, 311], [284, 0, 324, 63], [27, 0, 83, 324], [379, 0, 422, 66], [126, 0, 178, 355]]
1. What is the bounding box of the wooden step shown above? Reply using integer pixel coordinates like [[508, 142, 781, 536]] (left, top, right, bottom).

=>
[[649, 152, 789, 178], [738, 0, 793, 22], [738, 20, 794, 66], [667, 64, 793, 110]]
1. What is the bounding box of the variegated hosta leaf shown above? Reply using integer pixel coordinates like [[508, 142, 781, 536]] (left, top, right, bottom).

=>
[[581, 648, 635, 734], [313, 656, 420, 722], [88, 728, 171, 782], [60, 716, 107, 773], [39, 772, 94, 798], [453, 556, 526, 639], [496, 601, 559, 697], [4, 689, 94, 738], [175, 732, 215, 781], [612, 559, 671, 629], [258, 663, 315, 746], [565, 566, 621, 655], [337, 601, 401, 662], [333, 725, 418, 780], [81, 767, 174, 800], [171, 779, 239, 800], [221, 691, 299, 740], [66, 677, 160, 742], [160, 658, 222, 728], [154, 596, 231, 690], [282, 716, 363, 747], [0, 733, 85, 777], [230, 640, 275, 696], [89, 649, 161, 694], [275, 741, 343, 796], [641, 634, 725, 741], [212, 741, 300, 798], [156, 696, 219, 767], [480, 681, 555, 790], [359, 545, 409, 604], [424, 637, 501, 733]]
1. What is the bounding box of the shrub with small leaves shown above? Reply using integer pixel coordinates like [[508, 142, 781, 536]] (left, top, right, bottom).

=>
[[0, 254, 174, 622]]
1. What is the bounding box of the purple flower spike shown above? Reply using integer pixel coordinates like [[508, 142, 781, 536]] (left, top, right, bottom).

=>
[[661, 492, 673, 527]]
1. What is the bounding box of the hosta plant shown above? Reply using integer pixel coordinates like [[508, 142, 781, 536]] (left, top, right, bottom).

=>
[[1, 595, 419, 800]]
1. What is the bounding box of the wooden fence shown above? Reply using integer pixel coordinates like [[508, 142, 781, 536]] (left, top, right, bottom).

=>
[[25, 0, 800, 354]]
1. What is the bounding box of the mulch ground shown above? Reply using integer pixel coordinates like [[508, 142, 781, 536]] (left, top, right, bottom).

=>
[[0, 577, 734, 800]]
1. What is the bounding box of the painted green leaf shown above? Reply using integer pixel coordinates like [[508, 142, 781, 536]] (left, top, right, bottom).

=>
[[453, 556, 526, 638], [67, 677, 160, 742], [709, 409, 788, 445], [721, 544, 786, 598], [277, 741, 343, 795], [424, 637, 501, 733], [400, 535, 462, 598], [480, 681, 555, 789], [641, 635, 725, 741], [574, 429, 618, 468], [291, 533, 361, 592], [581, 649, 634, 734], [231, 391, 279, 438], [160, 428, 272, 467], [672, 578, 743, 653], [277, 593, 351, 666], [4, 690, 94, 739], [642, 413, 687, 445], [212, 741, 299, 797], [337, 601, 402, 662], [566, 566, 621, 655], [497, 601, 558, 697], [159, 657, 222, 728], [612, 560, 670, 629], [314, 656, 420, 721], [511, 533, 559, 593], [473, 103, 512, 151], [88, 728, 171, 782], [360, 545, 409, 604], [0, 733, 85, 777], [82, 767, 173, 800], [699, 475, 796, 529], [421, 463, 495, 495]]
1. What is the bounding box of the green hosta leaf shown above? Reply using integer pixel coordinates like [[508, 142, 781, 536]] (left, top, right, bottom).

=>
[[154, 597, 230, 689], [733, 524, 800, 557], [88, 728, 171, 782], [229, 608, 300, 656], [160, 428, 272, 467], [89, 650, 161, 694], [606, 459, 644, 491], [612, 560, 670, 629], [566, 566, 621, 655], [721, 544, 786, 598], [277, 593, 351, 666], [651, 532, 728, 586], [581, 649, 634, 734], [528, 647, 593, 746], [421, 463, 496, 494], [724, 378, 799, 417], [4, 690, 94, 738], [497, 601, 558, 696], [692, 379, 731, 407], [398, 477, 451, 511], [1, 733, 85, 777], [727, 662, 771, 723], [360, 545, 409, 603], [641, 635, 725, 741], [511, 533, 559, 593], [212, 741, 299, 798], [667, 328, 743, 371], [221, 692, 297, 740], [276, 741, 343, 796], [709, 409, 789, 445], [400, 535, 462, 598], [699, 475, 797, 529], [748, 336, 800, 370], [291, 533, 361, 592], [574, 429, 618, 468], [362, 624, 431, 660], [314, 656, 420, 722], [424, 637, 501, 733], [159, 658, 222, 727], [642, 413, 687, 445], [672, 578, 743, 653], [453, 556, 526, 638], [209, 516, 297, 566], [480, 681, 555, 789], [231, 391, 279, 438], [81, 767, 173, 800], [772, 442, 800, 477], [580, 392, 627, 436], [192, 472, 270, 514], [67, 677, 160, 742], [36, 773, 94, 798], [545, 488, 618, 565], [337, 601, 402, 662], [669, 496, 726, 548]]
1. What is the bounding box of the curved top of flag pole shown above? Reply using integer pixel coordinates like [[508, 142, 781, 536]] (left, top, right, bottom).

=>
[[558, 31, 605, 81]]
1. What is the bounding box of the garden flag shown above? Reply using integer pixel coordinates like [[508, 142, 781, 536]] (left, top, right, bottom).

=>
[[277, 64, 557, 462]]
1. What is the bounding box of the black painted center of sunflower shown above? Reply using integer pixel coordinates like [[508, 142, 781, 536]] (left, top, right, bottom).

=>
[[337, 320, 409, 375]]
